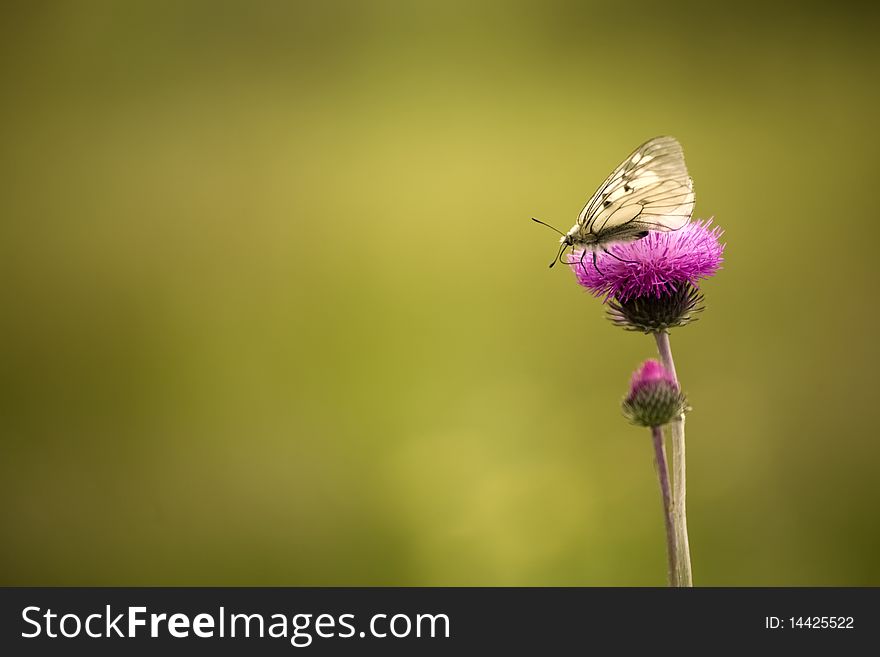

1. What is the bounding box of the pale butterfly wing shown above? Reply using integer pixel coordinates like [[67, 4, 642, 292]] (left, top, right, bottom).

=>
[[576, 136, 694, 241]]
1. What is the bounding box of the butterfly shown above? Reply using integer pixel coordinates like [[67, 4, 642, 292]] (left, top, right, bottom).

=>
[[533, 136, 694, 270]]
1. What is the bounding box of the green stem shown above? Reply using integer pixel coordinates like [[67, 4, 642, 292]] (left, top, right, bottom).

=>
[[651, 425, 677, 586], [653, 330, 693, 587]]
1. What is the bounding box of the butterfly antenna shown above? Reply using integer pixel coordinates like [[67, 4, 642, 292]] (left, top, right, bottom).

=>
[[532, 218, 570, 268], [531, 217, 565, 236]]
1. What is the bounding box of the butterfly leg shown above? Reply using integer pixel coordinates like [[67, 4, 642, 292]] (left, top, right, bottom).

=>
[[601, 247, 637, 265], [577, 248, 588, 274], [591, 249, 603, 275]]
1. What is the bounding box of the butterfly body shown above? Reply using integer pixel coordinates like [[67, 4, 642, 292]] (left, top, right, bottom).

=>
[[560, 223, 650, 250], [539, 136, 695, 267]]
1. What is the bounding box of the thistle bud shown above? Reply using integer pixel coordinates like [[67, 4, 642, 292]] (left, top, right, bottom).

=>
[[622, 360, 687, 428]]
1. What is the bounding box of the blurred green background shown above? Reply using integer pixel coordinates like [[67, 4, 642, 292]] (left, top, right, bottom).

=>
[[2, 1, 879, 586]]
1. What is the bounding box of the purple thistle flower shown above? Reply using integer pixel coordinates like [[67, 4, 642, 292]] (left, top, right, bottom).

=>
[[569, 219, 724, 302]]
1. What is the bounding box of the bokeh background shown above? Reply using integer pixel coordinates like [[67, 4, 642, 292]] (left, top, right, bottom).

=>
[[2, 1, 879, 586]]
